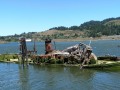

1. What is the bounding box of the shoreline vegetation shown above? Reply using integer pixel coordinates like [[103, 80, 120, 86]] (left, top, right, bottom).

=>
[[0, 54, 120, 69], [0, 35, 120, 44]]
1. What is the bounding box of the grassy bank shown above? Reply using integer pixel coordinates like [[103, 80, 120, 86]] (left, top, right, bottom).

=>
[[0, 54, 18, 62], [0, 54, 120, 70]]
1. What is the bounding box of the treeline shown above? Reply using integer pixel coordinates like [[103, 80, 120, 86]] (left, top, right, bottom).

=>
[[49, 17, 120, 37], [0, 32, 36, 42], [49, 26, 80, 30]]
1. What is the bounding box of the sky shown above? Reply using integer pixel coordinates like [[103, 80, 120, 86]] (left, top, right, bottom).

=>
[[0, 0, 120, 36]]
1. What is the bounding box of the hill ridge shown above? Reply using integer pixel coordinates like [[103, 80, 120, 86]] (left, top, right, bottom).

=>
[[0, 16, 120, 42]]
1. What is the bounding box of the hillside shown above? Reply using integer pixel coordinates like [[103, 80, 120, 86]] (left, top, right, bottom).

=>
[[0, 17, 120, 42], [32, 30, 84, 41], [105, 20, 120, 26], [49, 17, 120, 37]]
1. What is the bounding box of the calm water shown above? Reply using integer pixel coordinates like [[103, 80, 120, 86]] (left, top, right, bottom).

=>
[[0, 63, 120, 90], [0, 40, 120, 90], [0, 40, 120, 56]]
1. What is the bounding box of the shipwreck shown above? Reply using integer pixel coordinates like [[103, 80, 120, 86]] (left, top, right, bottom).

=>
[[19, 38, 98, 68]]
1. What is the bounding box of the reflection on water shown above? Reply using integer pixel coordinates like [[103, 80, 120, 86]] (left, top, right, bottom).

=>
[[0, 63, 120, 90], [18, 65, 30, 90]]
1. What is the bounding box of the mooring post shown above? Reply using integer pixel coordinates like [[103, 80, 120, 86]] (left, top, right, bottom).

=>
[[19, 37, 28, 67]]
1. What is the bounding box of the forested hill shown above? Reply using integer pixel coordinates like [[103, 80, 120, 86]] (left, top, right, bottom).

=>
[[0, 17, 120, 42], [49, 17, 120, 37]]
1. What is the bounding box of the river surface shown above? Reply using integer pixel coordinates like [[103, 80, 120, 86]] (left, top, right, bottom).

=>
[[0, 40, 120, 90], [0, 63, 120, 90], [0, 40, 120, 56]]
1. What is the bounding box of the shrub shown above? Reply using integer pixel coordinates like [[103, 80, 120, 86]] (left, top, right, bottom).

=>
[[56, 59, 63, 64], [49, 58, 56, 64], [89, 59, 96, 64], [0, 55, 5, 61]]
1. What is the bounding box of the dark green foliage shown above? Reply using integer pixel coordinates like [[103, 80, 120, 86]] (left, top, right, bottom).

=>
[[98, 56, 118, 61], [89, 59, 96, 64], [49, 58, 56, 64], [0, 54, 18, 61], [32, 56, 64, 64], [49, 26, 69, 30], [56, 59, 63, 64], [102, 17, 120, 24], [84, 62, 120, 69], [0, 54, 5, 61], [69, 26, 80, 30]]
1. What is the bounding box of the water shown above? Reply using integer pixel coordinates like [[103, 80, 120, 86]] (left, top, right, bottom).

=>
[[0, 40, 120, 90], [0, 40, 120, 56], [0, 63, 120, 90]]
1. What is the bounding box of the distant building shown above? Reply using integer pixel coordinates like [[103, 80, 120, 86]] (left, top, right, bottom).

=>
[[26, 39, 32, 42]]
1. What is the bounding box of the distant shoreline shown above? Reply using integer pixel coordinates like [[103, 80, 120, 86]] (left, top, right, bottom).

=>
[[0, 35, 120, 43], [52, 35, 120, 42], [0, 41, 7, 44]]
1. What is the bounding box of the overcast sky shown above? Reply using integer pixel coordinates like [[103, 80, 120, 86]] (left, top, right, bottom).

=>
[[0, 0, 120, 36]]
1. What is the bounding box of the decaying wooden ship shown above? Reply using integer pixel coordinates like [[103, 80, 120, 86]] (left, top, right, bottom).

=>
[[19, 37, 97, 68]]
